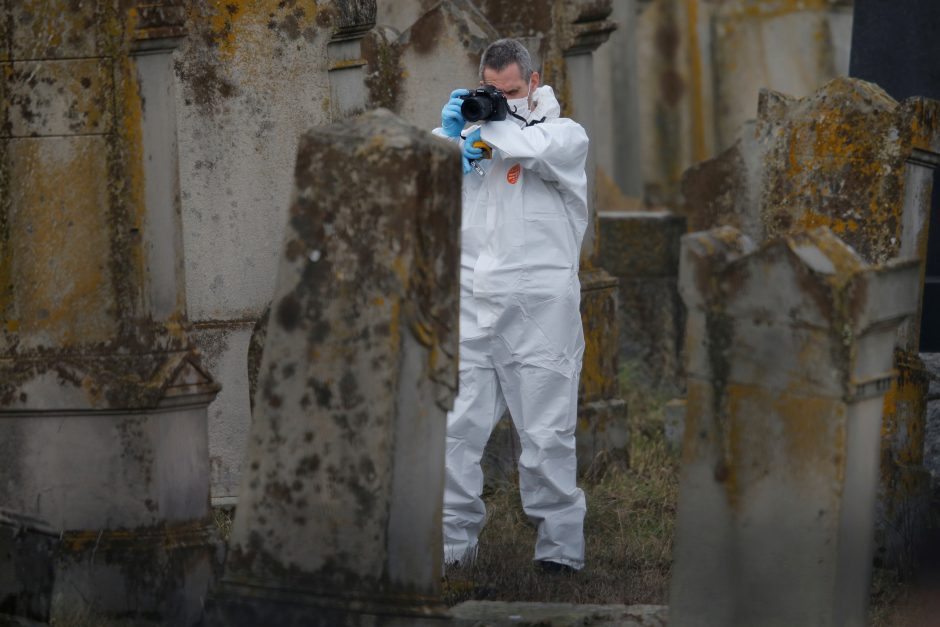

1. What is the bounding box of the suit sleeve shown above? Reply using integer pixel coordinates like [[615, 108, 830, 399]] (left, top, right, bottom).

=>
[[478, 118, 589, 186]]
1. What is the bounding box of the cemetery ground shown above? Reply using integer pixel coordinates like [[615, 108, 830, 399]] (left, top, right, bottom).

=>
[[206, 363, 940, 626]]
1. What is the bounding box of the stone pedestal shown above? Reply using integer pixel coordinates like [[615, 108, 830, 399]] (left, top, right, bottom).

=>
[[669, 227, 921, 627], [598, 210, 686, 393], [209, 109, 460, 626], [0, 3, 219, 624]]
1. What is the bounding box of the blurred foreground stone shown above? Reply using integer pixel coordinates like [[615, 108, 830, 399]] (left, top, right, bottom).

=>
[[208, 109, 460, 626], [669, 227, 921, 627]]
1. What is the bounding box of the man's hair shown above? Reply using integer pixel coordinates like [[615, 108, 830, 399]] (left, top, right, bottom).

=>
[[479, 38, 534, 82]]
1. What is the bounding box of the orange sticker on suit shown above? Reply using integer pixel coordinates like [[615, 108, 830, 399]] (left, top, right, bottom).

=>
[[507, 164, 521, 184]]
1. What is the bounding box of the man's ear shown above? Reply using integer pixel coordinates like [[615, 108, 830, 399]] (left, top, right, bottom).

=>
[[530, 71, 540, 92]]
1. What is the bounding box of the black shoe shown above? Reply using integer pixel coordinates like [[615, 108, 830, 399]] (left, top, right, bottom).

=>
[[536, 560, 578, 575]]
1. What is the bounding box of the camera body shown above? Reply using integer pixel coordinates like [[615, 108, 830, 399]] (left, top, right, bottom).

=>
[[459, 85, 508, 122]]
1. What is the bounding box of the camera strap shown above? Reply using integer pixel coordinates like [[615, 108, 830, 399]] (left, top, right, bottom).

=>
[[509, 108, 546, 127]]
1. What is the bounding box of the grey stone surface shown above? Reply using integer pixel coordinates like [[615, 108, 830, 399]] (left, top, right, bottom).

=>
[[210, 109, 461, 625], [451, 601, 668, 626], [670, 227, 921, 627]]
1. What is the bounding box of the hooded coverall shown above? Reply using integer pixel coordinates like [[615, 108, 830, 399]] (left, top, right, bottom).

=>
[[432, 85, 589, 570]]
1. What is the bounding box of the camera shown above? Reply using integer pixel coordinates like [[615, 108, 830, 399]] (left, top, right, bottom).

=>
[[460, 85, 508, 122]]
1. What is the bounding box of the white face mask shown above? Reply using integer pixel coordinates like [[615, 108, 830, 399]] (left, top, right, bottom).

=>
[[507, 95, 530, 119]]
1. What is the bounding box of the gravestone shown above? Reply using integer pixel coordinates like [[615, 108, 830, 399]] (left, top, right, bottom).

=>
[[0, 2, 219, 624], [670, 227, 921, 627], [850, 0, 940, 540], [599, 210, 686, 393], [209, 109, 460, 626], [175, 0, 377, 503], [680, 78, 940, 569]]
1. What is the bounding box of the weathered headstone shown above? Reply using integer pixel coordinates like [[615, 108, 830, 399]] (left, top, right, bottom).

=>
[[680, 77, 940, 569], [599, 210, 686, 393], [0, 2, 219, 624], [175, 0, 377, 503], [850, 0, 940, 535], [669, 227, 921, 627], [209, 109, 460, 626]]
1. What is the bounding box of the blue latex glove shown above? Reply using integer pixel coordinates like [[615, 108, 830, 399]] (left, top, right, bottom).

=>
[[462, 128, 484, 174], [442, 89, 469, 138]]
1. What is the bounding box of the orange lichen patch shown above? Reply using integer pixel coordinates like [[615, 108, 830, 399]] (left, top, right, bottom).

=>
[[760, 78, 908, 265], [716, 0, 835, 21], [793, 211, 859, 235], [578, 275, 620, 404], [196, 0, 320, 61], [881, 357, 928, 467], [116, 52, 148, 318], [686, 0, 708, 163], [7, 136, 115, 347], [723, 382, 846, 508]]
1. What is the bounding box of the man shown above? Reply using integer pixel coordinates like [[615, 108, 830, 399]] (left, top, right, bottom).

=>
[[432, 38, 589, 572]]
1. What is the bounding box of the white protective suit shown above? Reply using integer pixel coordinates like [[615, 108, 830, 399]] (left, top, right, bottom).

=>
[[433, 85, 589, 569]]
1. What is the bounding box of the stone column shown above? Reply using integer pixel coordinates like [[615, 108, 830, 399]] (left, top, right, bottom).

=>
[[328, 2, 377, 119], [595, 0, 644, 200], [0, 2, 219, 624], [209, 109, 460, 626], [558, 2, 629, 474], [669, 227, 922, 627]]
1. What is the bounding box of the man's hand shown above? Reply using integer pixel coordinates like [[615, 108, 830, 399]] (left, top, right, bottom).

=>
[[462, 128, 485, 174], [442, 89, 469, 138]]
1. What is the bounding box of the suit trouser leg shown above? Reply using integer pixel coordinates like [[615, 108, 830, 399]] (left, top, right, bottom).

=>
[[494, 357, 586, 569], [442, 336, 508, 563]]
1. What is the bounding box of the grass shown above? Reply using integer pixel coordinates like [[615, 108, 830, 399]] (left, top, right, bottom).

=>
[[443, 363, 678, 606]]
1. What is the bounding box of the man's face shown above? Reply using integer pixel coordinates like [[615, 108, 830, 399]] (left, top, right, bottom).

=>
[[481, 63, 540, 108]]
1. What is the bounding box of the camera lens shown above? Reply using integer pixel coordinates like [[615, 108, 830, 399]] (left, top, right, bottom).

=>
[[461, 96, 493, 122]]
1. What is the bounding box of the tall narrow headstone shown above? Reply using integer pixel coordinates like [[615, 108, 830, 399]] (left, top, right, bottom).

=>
[[0, 2, 219, 624], [175, 0, 376, 503], [670, 227, 921, 627], [210, 109, 460, 626]]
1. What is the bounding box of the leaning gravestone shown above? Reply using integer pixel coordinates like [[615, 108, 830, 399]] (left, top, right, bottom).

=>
[[669, 227, 921, 627], [208, 108, 461, 626]]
